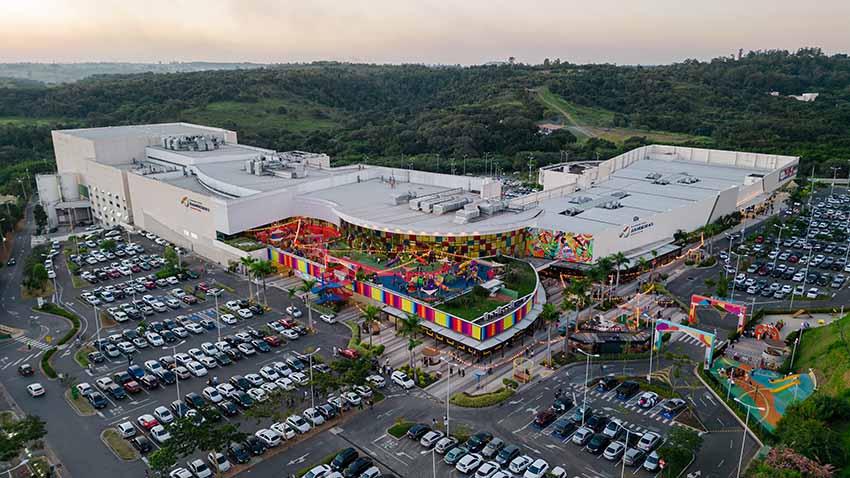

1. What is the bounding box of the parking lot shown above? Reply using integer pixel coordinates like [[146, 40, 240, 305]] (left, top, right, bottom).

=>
[[50, 227, 417, 476]]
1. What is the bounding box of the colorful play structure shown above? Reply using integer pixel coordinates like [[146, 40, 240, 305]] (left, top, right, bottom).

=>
[[754, 323, 781, 341], [710, 357, 816, 431], [688, 294, 747, 333]]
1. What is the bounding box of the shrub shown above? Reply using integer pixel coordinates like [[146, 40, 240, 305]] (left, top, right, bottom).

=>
[[37, 303, 81, 345], [502, 378, 519, 389], [41, 348, 57, 379], [450, 387, 515, 408]]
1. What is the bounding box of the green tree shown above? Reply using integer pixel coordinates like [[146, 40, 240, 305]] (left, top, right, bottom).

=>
[[0, 415, 47, 462], [24, 263, 49, 290], [657, 427, 703, 478], [147, 447, 178, 477], [249, 259, 275, 305], [240, 256, 257, 301], [163, 245, 179, 270], [611, 251, 629, 289], [775, 394, 850, 467], [33, 204, 47, 232], [715, 275, 729, 298], [399, 313, 422, 373], [539, 303, 559, 366], [100, 239, 117, 252], [561, 278, 590, 354], [361, 304, 381, 348]]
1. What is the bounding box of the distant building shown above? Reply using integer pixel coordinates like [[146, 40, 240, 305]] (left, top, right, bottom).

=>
[[790, 93, 819, 102], [537, 123, 564, 135]]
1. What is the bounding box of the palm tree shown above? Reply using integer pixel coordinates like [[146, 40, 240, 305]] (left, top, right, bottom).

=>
[[361, 305, 381, 348], [561, 278, 590, 354], [611, 252, 628, 290], [540, 303, 560, 366], [399, 313, 422, 374], [240, 256, 257, 301], [286, 287, 297, 303], [249, 260, 275, 305], [596, 256, 614, 302], [299, 278, 318, 312]]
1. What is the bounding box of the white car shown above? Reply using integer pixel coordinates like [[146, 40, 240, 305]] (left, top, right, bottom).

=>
[[435, 437, 458, 454], [475, 462, 500, 478], [420, 430, 445, 448], [169, 468, 193, 478], [303, 407, 325, 426], [286, 414, 312, 434], [207, 452, 232, 473], [275, 377, 295, 391], [255, 428, 282, 447], [290, 372, 309, 386], [237, 308, 253, 319], [225, 300, 241, 311], [27, 383, 45, 397], [303, 465, 331, 478], [198, 356, 217, 370], [359, 468, 380, 478], [186, 361, 208, 377], [116, 421, 136, 438], [509, 455, 533, 475], [286, 306, 302, 317], [260, 381, 280, 395], [185, 322, 204, 334], [150, 425, 171, 444], [216, 383, 236, 397], [259, 365, 281, 382], [522, 459, 549, 478], [366, 375, 386, 388], [248, 388, 268, 402], [343, 391, 361, 407], [220, 314, 238, 326], [187, 459, 212, 478], [391, 370, 415, 389], [202, 386, 224, 403], [320, 314, 336, 324], [637, 391, 659, 409], [245, 373, 265, 386], [144, 360, 164, 376], [187, 348, 206, 362], [153, 406, 175, 424], [200, 342, 218, 355], [456, 453, 483, 474], [282, 329, 299, 340], [76, 382, 94, 397], [270, 421, 297, 440]]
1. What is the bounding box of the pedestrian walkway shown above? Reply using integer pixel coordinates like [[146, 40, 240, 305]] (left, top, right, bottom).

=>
[[13, 335, 52, 351]]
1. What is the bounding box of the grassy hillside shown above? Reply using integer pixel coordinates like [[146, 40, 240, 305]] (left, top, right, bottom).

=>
[[181, 98, 342, 133], [536, 86, 709, 145], [793, 313, 850, 395]]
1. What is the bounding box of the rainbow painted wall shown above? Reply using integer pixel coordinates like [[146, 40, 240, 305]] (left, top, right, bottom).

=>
[[268, 247, 539, 342]]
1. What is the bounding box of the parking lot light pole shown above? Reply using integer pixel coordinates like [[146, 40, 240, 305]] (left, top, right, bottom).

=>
[[93, 304, 101, 344], [576, 349, 599, 427], [214, 293, 221, 342], [772, 224, 787, 273], [789, 329, 802, 369], [170, 340, 186, 403], [440, 357, 454, 437], [730, 252, 742, 301], [733, 398, 765, 478], [305, 348, 321, 411], [620, 428, 630, 478], [791, 204, 818, 309]]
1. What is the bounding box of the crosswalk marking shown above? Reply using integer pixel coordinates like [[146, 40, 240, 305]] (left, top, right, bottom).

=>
[[14, 336, 52, 351]]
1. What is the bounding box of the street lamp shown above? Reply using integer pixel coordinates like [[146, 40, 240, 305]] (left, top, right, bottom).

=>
[[575, 348, 599, 427], [93, 304, 101, 344], [304, 348, 321, 411], [168, 340, 187, 403], [771, 224, 787, 274], [440, 357, 456, 437], [830, 166, 840, 197], [790, 204, 817, 309], [214, 293, 222, 343], [733, 397, 765, 478]]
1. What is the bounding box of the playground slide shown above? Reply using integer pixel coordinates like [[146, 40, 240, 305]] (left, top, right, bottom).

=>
[[768, 374, 800, 385], [385, 257, 401, 267], [770, 378, 800, 393]]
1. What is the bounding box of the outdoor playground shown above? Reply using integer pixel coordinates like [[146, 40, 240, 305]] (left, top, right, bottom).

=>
[[247, 218, 536, 320], [710, 357, 816, 431]]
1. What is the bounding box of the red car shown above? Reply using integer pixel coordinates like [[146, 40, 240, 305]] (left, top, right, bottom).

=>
[[108, 270, 121, 278], [339, 348, 360, 360], [278, 318, 296, 329], [137, 415, 159, 430], [181, 295, 198, 304], [143, 281, 156, 289], [263, 335, 281, 347], [197, 282, 211, 292], [131, 265, 141, 273], [123, 380, 142, 394]]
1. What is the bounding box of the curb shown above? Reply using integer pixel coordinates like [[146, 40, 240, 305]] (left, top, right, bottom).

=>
[[692, 363, 764, 448], [99, 429, 139, 462], [62, 389, 96, 417]]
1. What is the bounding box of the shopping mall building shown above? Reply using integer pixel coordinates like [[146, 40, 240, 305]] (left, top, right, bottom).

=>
[[40, 123, 798, 353]]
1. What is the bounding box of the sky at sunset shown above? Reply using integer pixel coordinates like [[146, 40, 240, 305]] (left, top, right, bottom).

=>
[[2, 0, 849, 65]]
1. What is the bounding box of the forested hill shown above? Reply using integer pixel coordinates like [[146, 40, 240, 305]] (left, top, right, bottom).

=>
[[2, 48, 850, 180]]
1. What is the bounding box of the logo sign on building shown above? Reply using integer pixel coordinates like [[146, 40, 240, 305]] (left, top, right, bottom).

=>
[[180, 196, 210, 213], [779, 164, 798, 182], [619, 221, 654, 239]]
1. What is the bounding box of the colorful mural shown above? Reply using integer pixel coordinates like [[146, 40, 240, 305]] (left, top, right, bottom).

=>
[[351, 279, 537, 341], [526, 228, 593, 263], [654, 319, 717, 369], [340, 220, 526, 258], [268, 248, 324, 278], [688, 295, 746, 333]]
